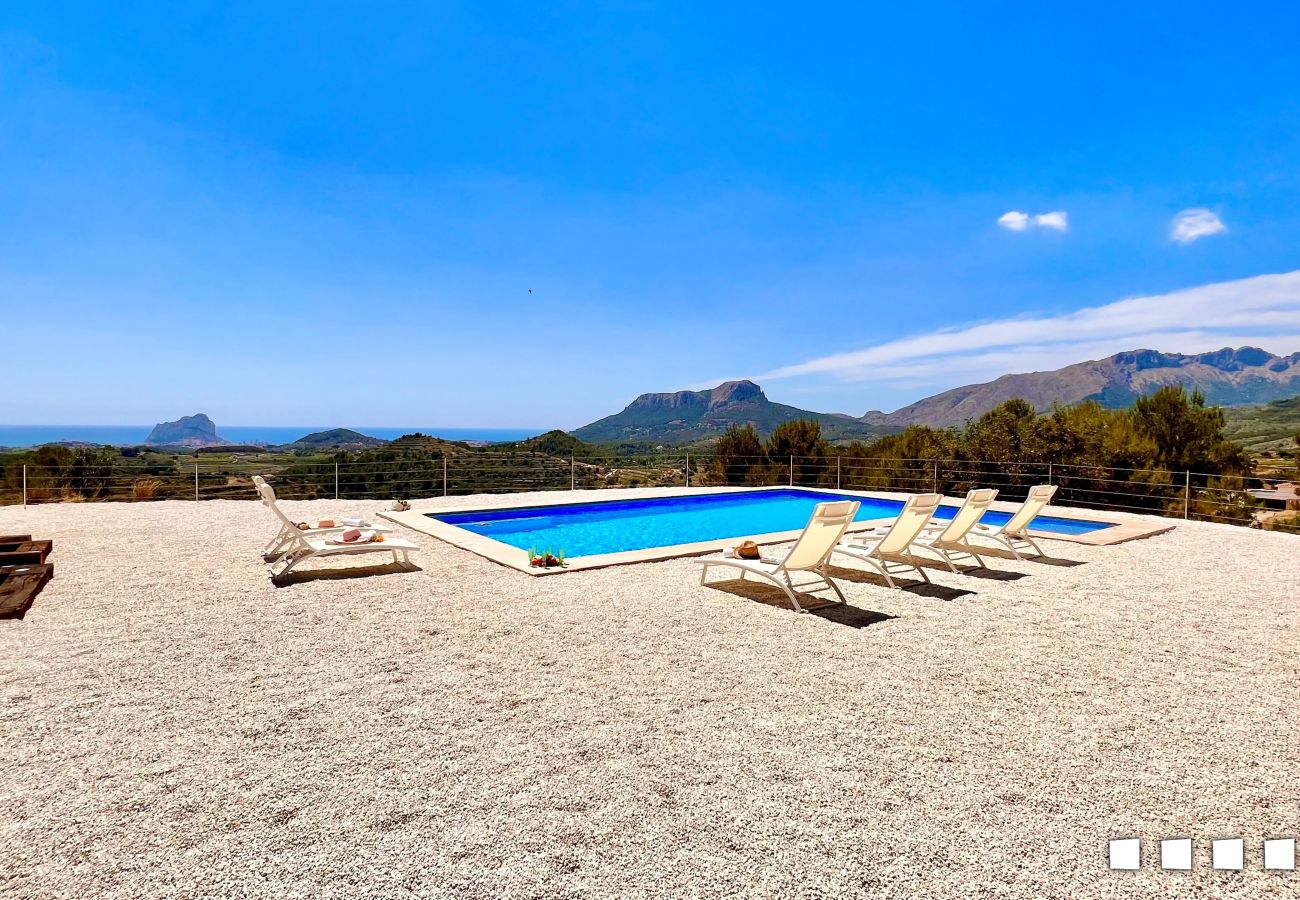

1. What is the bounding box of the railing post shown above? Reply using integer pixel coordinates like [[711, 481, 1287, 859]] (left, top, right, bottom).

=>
[[443, 456, 449, 497], [571, 455, 576, 491], [1184, 470, 1190, 519], [22, 465, 27, 507], [194, 462, 199, 502], [836, 456, 841, 490], [789, 455, 794, 487], [1047, 462, 1053, 485], [334, 462, 340, 500], [933, 461, 939, 494], [685, 453, 690, 488]]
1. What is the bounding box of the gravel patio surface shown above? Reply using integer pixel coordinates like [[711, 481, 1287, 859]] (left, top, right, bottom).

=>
[[1, 491, 1297, 899]]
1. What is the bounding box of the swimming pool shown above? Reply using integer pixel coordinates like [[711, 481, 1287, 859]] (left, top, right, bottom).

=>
[[427, 488, 1115, 559]]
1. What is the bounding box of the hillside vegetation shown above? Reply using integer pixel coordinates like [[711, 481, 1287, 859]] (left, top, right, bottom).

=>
[[1223, 397, 1300, 452]]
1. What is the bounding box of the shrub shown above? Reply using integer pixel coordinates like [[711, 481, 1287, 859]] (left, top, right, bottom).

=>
[[132, 478, 165, 500]]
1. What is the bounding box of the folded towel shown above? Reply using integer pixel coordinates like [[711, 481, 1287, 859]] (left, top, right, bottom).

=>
[[341, 517, 364, 527], [317, 519, 335, 529]]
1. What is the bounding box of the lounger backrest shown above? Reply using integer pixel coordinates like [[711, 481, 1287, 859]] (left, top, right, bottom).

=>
[[783, 500, 860, 570], [875, 493, 943, 554], [934, 488, 998, 541], [255, 479, 278, 507], [257, 481, 301, 532], [1002, 484, 1057, 534]]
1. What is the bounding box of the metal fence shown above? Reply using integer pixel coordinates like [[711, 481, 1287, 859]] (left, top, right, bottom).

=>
[[3, 453, 1298, 533]]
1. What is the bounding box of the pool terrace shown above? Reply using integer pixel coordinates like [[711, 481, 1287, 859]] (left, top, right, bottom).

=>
[[2, 490, 1296, 897]]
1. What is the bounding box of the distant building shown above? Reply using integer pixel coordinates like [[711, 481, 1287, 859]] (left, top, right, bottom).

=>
[[1249, 482, 1300, 511]]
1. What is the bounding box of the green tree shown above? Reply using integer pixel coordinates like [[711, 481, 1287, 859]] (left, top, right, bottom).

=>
[[711, 424, 766, 485], [1130, 386, 1246, 473], [766, 419, 831, 486]]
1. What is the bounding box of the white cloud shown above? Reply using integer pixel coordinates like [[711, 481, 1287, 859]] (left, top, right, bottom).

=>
[[742, 271, 1300, 388], [1033, 210, 1068, 231], [1170, 208, 1226, 244], [997, 210, 1030, 231], [999, 209, 1068, 232]]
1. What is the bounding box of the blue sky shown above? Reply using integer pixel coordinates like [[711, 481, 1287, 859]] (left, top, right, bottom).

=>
[[3, 3, 1300, 428]]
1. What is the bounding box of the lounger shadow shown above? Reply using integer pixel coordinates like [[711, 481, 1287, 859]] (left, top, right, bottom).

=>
[[822, 565, 976, 601], [700, 578, 897, 628], [271, 558, 422, 586]]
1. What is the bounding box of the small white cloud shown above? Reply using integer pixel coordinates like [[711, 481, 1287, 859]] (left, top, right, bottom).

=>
[[999, 209, 1067, 232], [1033, 210, 1068, 231], [1171, 208, 1226, 244], [997, 210, 1030, 231]]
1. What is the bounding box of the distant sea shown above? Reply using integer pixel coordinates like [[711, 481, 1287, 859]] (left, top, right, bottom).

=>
[[0, 425, 543, 448]]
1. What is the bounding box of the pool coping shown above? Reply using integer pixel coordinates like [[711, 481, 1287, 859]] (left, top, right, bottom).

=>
[[378, 486, 1175, 576]]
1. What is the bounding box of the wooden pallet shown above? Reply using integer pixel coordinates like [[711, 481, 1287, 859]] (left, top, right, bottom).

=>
[[0, 540, 52, 566], [0, 564, 53, 619], [0, 534, 33, 544]]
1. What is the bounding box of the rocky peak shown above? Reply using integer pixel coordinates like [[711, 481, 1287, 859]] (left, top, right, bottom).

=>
[[144, 413, 227, 448], [707, 380, 765, 409]]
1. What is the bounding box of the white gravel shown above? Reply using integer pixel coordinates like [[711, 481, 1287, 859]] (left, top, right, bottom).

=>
[[1, 492, 1297, 899]]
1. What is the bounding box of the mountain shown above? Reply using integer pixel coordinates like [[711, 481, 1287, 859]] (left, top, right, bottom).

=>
[[286, 428, 388, 450], [861, 347, 1300, 429], [144, 413, 227, 448], [572, 380, 891, 444]]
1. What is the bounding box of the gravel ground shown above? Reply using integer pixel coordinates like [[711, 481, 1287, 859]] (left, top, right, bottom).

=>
[[1, 491, 1297, 899]]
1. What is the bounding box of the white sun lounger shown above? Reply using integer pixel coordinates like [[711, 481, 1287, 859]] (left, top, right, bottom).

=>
[[966, 484, 1058, 559], [695, 500, 860, 613], [272, 529, 419, 581], [253, 476, 416, 578], [833, 493, 943, 588], [253, 475, 392, 560], [910, 488, 999, 572]]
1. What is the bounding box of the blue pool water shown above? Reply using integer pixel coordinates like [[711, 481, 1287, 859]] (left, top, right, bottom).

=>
[[430, 488, 1115, 558]]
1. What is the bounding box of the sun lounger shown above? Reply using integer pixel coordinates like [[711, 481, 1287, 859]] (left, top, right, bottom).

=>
[[271, 530, 419, 580], [967, 484, 1058, 559], [910, 488, 999, 572], [695, 500, 860, 613], [253, 475, 392, 560], [833, 493, 943, 588], [257, 489, 418, 579]]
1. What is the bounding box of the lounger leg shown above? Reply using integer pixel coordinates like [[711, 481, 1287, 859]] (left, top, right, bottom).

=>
[[1019, 535, 1045, 558], [863, 557, 896, 589], [699, 563, 711, 586], [907, 550, 931, 583], [778, 571, 805, 614], [274, 551, 308, 580], [264, 530, 284, 555], [961, 540, 988, 568], [818, 566, 847, 604], [936, 547, 960, 574]]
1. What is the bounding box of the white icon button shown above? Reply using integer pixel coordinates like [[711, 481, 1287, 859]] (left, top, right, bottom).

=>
[[1212, 838, 1244, 870], [1160, 838, 1192, 870], [1109, 838, 1141, 870], [1263, 838, 1295, 871]]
